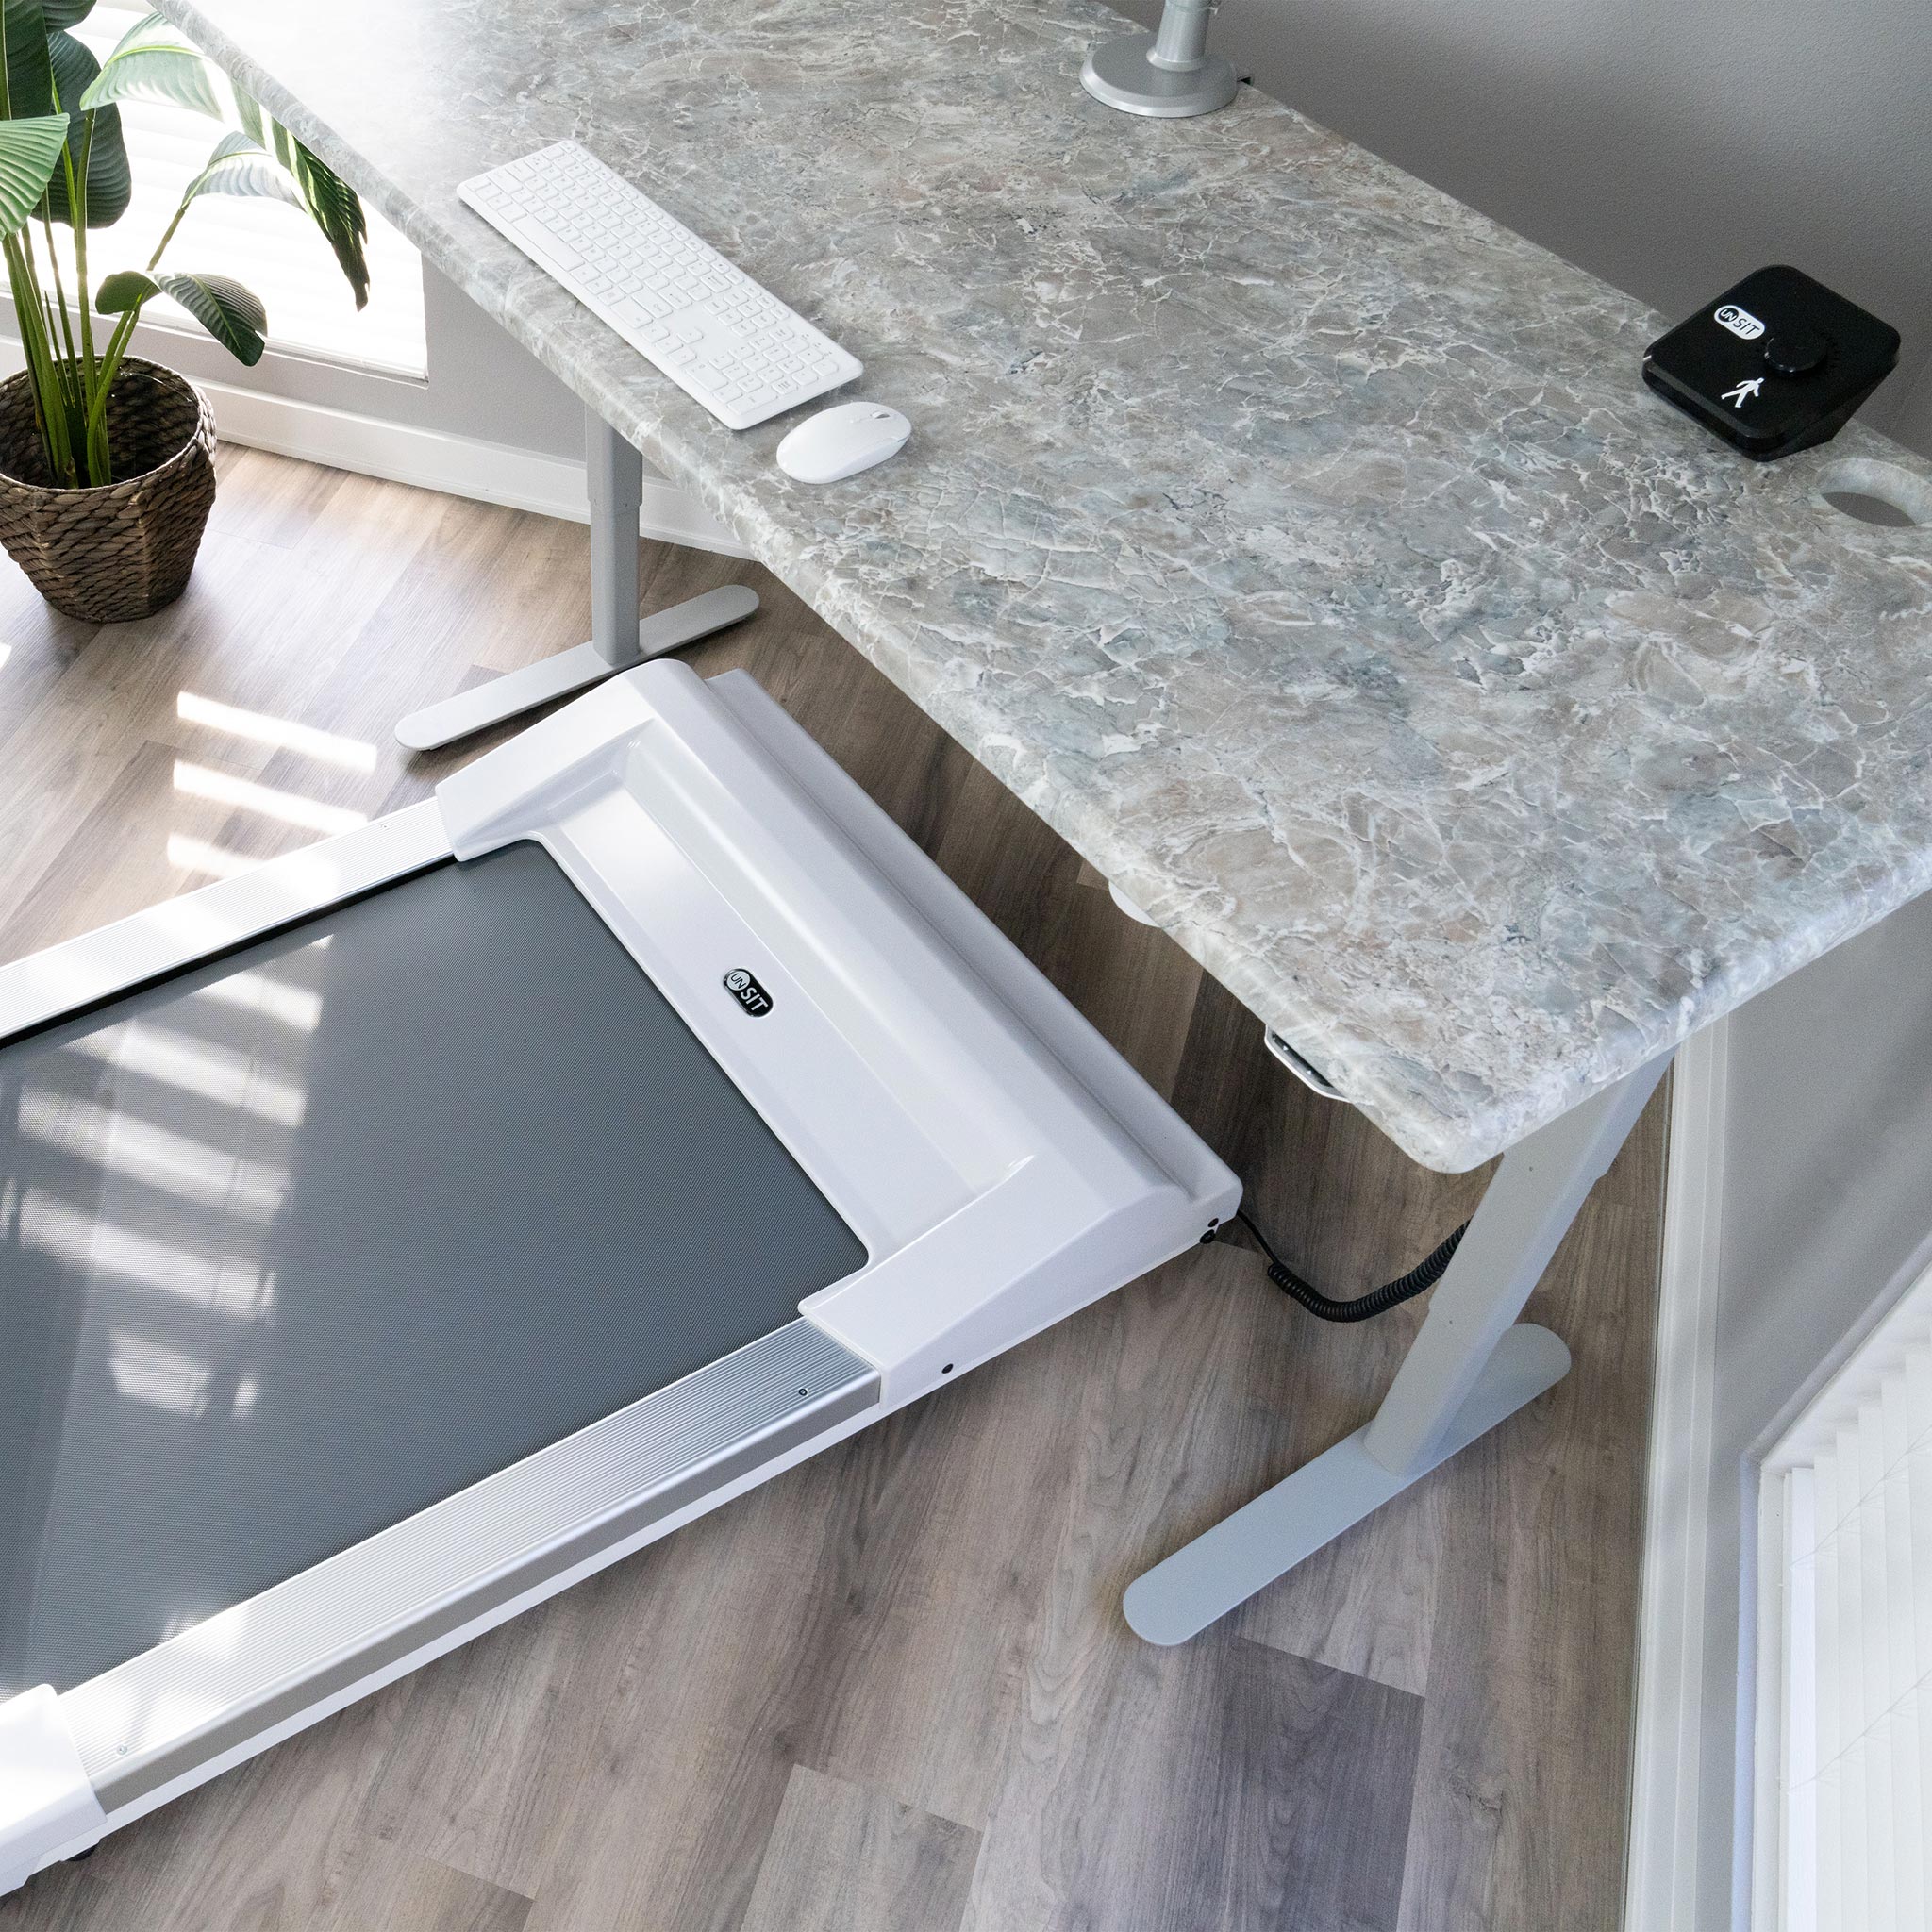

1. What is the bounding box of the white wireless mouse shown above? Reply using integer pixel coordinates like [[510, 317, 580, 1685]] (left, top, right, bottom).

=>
[[775, 401, 911, 483]]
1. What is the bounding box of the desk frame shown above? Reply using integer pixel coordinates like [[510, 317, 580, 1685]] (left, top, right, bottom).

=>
[[394, 411, 758, 751], [1124, 1050, 1672, 1643]]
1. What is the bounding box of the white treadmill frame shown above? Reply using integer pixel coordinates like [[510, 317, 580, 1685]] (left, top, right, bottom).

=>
[[0, 661, 1237, 1892]]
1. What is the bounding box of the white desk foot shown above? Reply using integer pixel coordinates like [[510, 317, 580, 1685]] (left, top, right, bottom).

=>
[[395, 586, 758, 751], [1124, 1322, 1570, 1644]]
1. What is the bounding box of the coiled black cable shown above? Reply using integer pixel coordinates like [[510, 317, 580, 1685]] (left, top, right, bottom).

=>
[[1229, 1204, 1468, 1323]]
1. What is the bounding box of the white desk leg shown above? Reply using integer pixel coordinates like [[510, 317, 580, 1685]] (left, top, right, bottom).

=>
[[395, 409, 758, 751], [1123, 1051, 1673, 1645]]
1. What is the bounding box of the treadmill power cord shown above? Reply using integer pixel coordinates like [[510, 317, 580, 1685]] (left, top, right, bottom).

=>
[[1220, 1203, 1469, 1323]]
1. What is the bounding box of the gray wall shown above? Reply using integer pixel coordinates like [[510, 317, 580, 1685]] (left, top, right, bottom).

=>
[[1116, 0, 1932, 456], [1688, 895, 1932, 1926]]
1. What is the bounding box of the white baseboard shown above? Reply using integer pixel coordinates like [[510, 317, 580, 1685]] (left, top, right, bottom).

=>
[[0, 346, 747, 558], [1625, 1018, 1731, 1932]]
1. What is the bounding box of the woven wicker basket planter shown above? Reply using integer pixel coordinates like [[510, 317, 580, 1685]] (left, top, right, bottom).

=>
[[0, 358, 218, 625]]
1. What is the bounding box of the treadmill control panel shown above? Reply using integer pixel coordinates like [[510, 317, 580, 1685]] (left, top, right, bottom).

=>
[[1641, 265, 1900, 460]]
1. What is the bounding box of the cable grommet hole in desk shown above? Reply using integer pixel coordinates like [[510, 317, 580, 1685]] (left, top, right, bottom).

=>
[[1813, 458, 1930, 530]]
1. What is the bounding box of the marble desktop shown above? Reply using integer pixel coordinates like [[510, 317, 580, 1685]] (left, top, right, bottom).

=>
[[158, 0, 1932, 1171]]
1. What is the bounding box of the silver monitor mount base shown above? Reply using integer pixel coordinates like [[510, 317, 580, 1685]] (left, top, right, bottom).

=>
[[1081, 0, 1239, 118]]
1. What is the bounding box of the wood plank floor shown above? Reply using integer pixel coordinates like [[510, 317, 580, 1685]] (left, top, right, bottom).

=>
[[0, 448, 1666, 1932]]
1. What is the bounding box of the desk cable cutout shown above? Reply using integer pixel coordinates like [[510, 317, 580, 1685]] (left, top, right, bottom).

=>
[[1221, 1205, 1468, 1323]]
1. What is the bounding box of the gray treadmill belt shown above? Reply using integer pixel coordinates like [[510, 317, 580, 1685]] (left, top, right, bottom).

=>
[[0, 841, 867, 1697]]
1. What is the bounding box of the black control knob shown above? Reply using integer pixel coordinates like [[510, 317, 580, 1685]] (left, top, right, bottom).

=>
[[1762, 327, 1829, 377]]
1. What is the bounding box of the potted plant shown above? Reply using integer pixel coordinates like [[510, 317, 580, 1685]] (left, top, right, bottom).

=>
[[0, 3, 370, 623]]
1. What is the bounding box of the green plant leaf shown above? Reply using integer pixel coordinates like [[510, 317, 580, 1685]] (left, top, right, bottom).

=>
[[180, 127, 304, 210], [41, 0, 94, 26], [43, 25, 128, 227], [77, 10, 220, 116], [93, 264, 155, 309], [163, 270, 267, 362], [285, 137, 367, 307], [229, 80, 263, 145], [99, 265, 265, 363], [0, 112, 69, 237], [1, 0, 55, 118], [231, 85, 368, 308]]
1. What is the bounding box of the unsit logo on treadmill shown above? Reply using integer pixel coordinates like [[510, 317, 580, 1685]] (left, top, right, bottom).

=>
[[722, 968, 774, 1017]]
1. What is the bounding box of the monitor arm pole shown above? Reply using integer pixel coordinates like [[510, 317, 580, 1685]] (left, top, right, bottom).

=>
[[1081, 0, 1240, 119]]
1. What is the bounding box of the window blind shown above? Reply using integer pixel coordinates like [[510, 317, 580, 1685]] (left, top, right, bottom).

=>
[[1757, 1263, 1932, 1932], [48, 6, 425, 376]]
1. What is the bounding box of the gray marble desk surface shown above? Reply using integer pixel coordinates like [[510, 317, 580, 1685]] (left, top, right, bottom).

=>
[[159, 0, 1932, 1172]]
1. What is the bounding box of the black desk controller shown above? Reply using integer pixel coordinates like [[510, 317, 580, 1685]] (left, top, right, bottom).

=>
[[1642, 265, 1900, 460]]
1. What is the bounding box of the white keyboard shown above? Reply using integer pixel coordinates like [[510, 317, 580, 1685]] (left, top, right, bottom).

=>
[[459, 142, 862, 431]]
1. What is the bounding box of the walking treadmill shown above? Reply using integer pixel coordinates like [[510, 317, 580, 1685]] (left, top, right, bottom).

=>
[[0, 661, 1237, 1890]]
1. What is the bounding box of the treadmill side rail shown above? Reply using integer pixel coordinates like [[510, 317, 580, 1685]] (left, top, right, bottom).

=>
[[0, 801, 452, 1047], [0, 1687, 106, 1896], [56, 1324, 875, 1819]]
